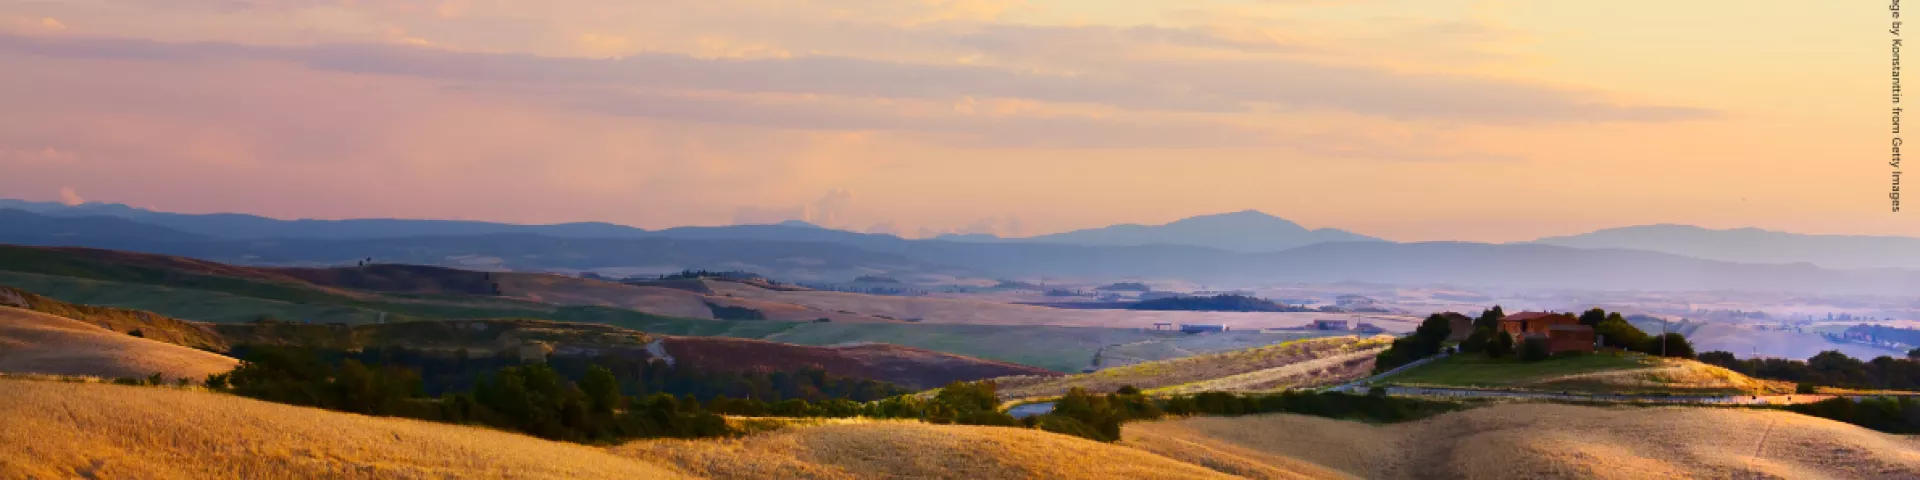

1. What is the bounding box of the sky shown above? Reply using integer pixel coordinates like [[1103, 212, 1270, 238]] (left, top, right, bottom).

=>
[[0, 1, 1894, 241]]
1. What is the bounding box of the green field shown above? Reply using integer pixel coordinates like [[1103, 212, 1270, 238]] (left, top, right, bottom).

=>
[[1382, 353, 1658, 389]]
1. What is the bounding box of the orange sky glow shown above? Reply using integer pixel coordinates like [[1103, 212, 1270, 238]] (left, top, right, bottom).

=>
[[0, 1, 1896, 242]]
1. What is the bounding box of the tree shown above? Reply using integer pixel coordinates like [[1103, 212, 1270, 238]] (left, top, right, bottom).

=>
[[1697, 351, 1738, 366], [580, 365, 622, 415], [1413, 314, 1453, 346], [1594, 315, 1651, 351], [1474, 306, 1506, 332], [1460, 327, 1495, 354], [1644, 333, 1695, 359], [1486, 332, 1516, 359], [1578, 308, 1608, 327], [1520, 336, 1551, 362], [1909, 348, 1920, 360]]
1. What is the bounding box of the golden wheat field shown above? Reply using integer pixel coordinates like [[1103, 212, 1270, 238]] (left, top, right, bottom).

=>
[[7, 376, 1918, 479], [0, 379, 694, 479], [1124, 403, 1920, 479], [619, 419, 1237, 480], [0, 306, 237, 382], [1538, 358, 1794, 395], [0, 379, 1246, 479]]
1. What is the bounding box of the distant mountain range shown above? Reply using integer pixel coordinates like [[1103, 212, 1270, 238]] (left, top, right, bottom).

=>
[[3, 204, 1920, 294], [0, 199, 651, 240], [1528, 224, 1920, 270], [937, 210, 1383, 252], [4, 199, 1920, 292]]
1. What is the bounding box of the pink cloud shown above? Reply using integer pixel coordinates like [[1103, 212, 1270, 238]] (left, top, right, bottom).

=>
[[58, 186, 83, 206]]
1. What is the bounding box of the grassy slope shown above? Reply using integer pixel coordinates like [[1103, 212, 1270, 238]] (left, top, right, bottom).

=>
[[1, 379, 1246, 479], [621, 420, 1235, 480], [994, 336, 1393, 400], [0, 270, 1148, 372], [1124, 403, 1920, 479], [0, 379, 692, 479], [0, 284, 228, 350], [0, 307, 237, 382], [1382, 353, 1786, 395], [0, 246, 1181, 371]]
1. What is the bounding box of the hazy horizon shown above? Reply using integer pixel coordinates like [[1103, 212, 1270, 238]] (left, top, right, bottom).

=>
[[0, 1, 1889, 242], [14, 198, 1917, 245]]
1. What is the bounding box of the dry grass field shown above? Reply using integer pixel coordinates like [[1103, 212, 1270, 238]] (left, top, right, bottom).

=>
[[0, 379, 694, 479], [0, 306, 236, 382], [993, 336, 1392, 399], [0, 379, 1237, 480], [1385, 353, 1791, 395], [0, 285, 230, 351], [5, 377, 1917, 479], [617, 419, 1238, 480], [1124, 403, 1920, 479]]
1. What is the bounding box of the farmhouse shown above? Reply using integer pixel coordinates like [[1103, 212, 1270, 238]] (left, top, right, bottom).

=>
[[1499, 312, 1595, 354], [1312, 319, 1350, 331]]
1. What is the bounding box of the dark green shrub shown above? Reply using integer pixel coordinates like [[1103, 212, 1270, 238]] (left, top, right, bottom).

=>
[[204, 372, 231, 390], [1486, 333, 1515, 358], [1520, 337, 1550, 362]]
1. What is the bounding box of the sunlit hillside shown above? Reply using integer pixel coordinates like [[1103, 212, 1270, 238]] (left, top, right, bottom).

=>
[[619, 420, 1236, 479], [0, 379, 692, 479], [1382, 354, 1791, 395], [993, 335, 1392, 400], [0, 379, 1237, 479], [1124, 403, 1920, 479], [0, 306, 235, 382]]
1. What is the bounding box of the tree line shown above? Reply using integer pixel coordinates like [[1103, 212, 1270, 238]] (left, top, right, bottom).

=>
[[225, 345, 907, 403], [1697, 349, 1920, 392], [182, 344, 1470, 446], [1031, 386, 1461, 442], [1787, 396, 1920, 434]]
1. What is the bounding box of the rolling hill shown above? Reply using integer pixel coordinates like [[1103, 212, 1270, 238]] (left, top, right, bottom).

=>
[[658, 336, 1055, 390], [214, 317, 1055, 390], [1123, 403, 1920, 479], [0, 379, 1237, 479], [0, 272, 1049, 389], [0, 285, 228, 351], [619, 419, 1236, 479], [992, 336, 1393, 400], [1377, 353, 1788, 396], [0, 307, 237, 382], [0, 379, 693, 479], [7, 378, 1915, 479]]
